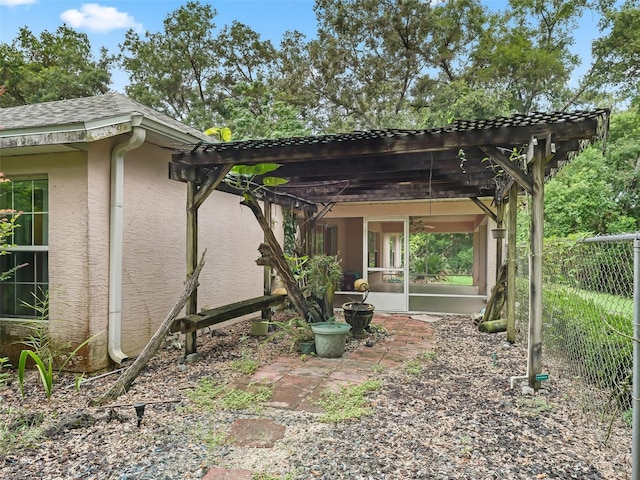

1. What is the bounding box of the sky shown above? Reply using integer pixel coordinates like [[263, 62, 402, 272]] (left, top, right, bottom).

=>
[[0, 0, 603, 91]]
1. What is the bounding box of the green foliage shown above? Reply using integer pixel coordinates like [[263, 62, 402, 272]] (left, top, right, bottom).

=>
[[316, 379, 381, 423], [120, 1, 278, 130], [282, 208, 298, 256], [186, 377, 273, 412], [0, 407, 45, 455], [306, 254, 343, 299], [224, 81, 311, 139], [264, 316, 314, 352], [592, 0, 640, 97], [17, 350, 53, 399], [0, 26, 112, 107], [17, 329, 102, 400], [544, 109, 640, 237], [404, 350, 436, 375], [0, 357, 12, 387], [223, 163, 288, 193], [542, 285, 632, 408], [0, 175, 22, 282], [409, 233, 472, 281], [16, 293, 102, 399], [230, 355, 259, 375]]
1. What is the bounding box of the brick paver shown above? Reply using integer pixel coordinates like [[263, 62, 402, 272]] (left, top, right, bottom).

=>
[[202, 313, 435, 479]]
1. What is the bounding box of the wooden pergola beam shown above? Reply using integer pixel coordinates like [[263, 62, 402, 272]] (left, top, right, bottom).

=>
[[470, 197, 497, 223], [479, 145, 533, 194]]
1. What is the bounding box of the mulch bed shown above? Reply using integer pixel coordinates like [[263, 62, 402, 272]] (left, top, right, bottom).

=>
[[0, 312, 632, 479]]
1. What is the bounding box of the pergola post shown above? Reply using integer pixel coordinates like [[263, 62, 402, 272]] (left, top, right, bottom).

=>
[[185, 180, 198, 355], [262, 200, 273, 322], [528, 139, 545, 390], [495, 202, 505, 278], [183, 166, 234, 357], [507, 182, 518, 343]]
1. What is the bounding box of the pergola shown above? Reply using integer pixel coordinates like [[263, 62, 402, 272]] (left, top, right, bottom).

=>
[[170, 109, 609, 389]]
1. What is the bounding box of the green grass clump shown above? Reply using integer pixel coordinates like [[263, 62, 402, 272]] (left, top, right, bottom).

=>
[[221, 384, 272, 411], [231, 356, 259, 375], [316, 379, 381, 423], [252, 473, 295, 480], [185, 377, 272, 413], [404, 350, 436, 375], [0, 357, 12, 387], [0, 408, 45, 454]]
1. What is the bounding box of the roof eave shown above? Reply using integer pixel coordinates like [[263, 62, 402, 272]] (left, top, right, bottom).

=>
[[0, 113, 210, 151]]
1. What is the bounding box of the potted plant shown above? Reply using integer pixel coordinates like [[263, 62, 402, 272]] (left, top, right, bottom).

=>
[[310, 318, 351, 358], [342, 280, 375, 339], [265, 316, 315, 353], [306, 254, 343, 318]]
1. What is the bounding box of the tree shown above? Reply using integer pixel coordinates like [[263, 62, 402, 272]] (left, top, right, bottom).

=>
[[543, 108, 640, 237], [223, 82, 311, 139], [591, 0, 640, 100], [0, 26, 112, 107], [293, 0, 493, 130], [119, 1, 278, 131], [472, 0, 588, 113]]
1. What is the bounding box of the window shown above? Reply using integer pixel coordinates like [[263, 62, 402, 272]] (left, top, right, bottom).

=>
[[0, 178, 48, 317], [314, 224, 337, 256]]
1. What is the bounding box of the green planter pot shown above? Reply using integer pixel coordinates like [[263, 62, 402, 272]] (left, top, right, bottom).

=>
[[250, 319, 269, 336], [310, 322, 351, 358], [299, 341, 316, 355]]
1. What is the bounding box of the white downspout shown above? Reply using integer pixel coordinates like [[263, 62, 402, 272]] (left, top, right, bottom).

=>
[[108, 116, 146, 364]]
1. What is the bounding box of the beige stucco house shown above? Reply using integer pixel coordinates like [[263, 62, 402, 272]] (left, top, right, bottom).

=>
[[1, 93, 505, 372], [0, 93, 268, 371]]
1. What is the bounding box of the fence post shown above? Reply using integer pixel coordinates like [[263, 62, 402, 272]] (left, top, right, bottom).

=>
[[633, 234, 640, 480]]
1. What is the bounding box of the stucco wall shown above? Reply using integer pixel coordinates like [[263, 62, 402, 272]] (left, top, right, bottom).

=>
[[1, 138, 269, 370], [0, 152, 97, 367], [119, 142, 265, 356]]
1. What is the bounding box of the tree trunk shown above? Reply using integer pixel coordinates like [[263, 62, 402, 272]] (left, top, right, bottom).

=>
[[241, 192, 323, 323], [89, 252, 206, 407]]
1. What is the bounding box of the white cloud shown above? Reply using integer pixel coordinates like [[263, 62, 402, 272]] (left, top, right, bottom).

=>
[[60, 3, 142, 33], [0, 0, 37, 6]]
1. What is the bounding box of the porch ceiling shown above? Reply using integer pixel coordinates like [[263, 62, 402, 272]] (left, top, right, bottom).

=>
[[170, 109, 609, 207]]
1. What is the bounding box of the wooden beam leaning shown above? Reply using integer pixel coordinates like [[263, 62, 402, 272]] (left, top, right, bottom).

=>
[[479, 145, 533, 194], [470, 197, 497, 223]]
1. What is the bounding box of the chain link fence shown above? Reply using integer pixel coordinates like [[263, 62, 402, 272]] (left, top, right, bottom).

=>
[[515, 235, 634, 443]]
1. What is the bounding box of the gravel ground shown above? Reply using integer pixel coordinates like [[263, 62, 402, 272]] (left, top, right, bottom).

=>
[[0, 312, 632, 479]]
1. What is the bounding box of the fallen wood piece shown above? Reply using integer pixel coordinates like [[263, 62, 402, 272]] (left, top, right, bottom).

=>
[[478, 319, 507, 333], [93, 398, 181, 410], [89, 251, 206, 407], [170, 294, 286, 334]]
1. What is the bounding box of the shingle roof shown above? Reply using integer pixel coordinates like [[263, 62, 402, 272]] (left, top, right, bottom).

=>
[[0, 92, 207, 140]]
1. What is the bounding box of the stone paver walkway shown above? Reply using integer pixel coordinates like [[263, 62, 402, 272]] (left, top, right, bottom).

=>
[[202, 313, 437, 480]]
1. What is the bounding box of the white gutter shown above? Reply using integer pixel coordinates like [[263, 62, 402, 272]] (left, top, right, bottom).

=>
[[108, 114, 146, 364]]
